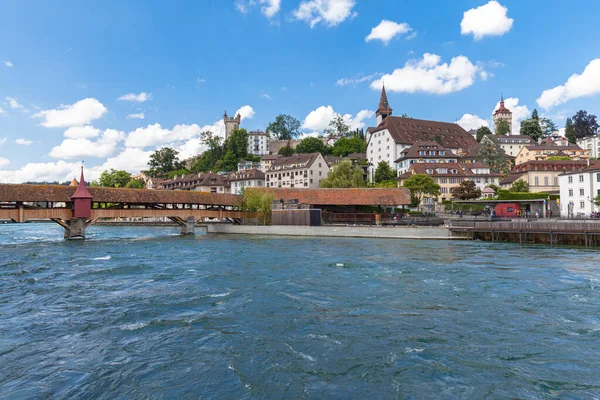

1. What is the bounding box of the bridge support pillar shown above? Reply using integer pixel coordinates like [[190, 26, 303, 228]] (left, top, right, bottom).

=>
[[180, 216, 196, 235], [51, 218, 88, 239]]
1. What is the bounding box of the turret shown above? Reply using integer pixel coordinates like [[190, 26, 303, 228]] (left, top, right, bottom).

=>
[[376, 84, 393, 125]]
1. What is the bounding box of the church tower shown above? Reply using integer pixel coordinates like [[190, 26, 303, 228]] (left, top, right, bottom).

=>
[[376, 84, 393, 125], [224, 111, 241, 140], [493, 94, 513, 135]]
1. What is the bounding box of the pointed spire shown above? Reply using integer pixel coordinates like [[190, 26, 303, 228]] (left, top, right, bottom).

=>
[[376, 83, 393, 117], [501, 92, 504, 103], [71, 165, 93, 199]]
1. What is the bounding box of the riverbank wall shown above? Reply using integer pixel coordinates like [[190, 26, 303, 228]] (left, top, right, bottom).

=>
[[204, 224, 461, 240]]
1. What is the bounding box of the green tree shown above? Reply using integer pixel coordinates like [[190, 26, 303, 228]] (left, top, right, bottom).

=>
[[266, 114, 301, 141], [540, 117, 558, 137], [95, 169, 132, 188], [374, 161, 396, 183], [224, 128, 249, 160], [476, 126, 493, 142], [510, 179, 530, 192], [278, 145, 295, 157], [332, 136, 367, 156], [402, 174, 441, 206], [565, 117, 576, 144], [451, 180, 482, 200], [520, 118, 543, 141], [148, 147, 185, 177], [242, 189, 274, 225], [191, 131, 224, 172], [531, 109, 539, 121], [166, 168, 191, 179], [125, 178, 146, 189], [593, 195, 600, 208], [495, 118, 511, 135], [320, 160, 366, 188], [476, 139, 510, 173], [296, 137, 331, 154], [324, 114, 350, 137], [572, 110, 599, 139]]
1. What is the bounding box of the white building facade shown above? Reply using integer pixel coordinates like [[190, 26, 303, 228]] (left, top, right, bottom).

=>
[[247, 131, 270, 156], [230, 169, 266, 195], [265, 153, 329, 189], [559, 165, 600, 217], [577, 135, 600, 159]]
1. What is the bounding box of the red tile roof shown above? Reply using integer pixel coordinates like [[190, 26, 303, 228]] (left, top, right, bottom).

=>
[[399, 162, 501, 179], [229, 169, 265, 181], [370, 116, 477, 149], [249, 187, 411, 206], [270, 153, 323, 171]]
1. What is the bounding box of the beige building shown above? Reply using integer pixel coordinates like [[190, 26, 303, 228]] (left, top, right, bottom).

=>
[[494, 135, 535, 157], [230, 169, 265, 195], [162, 172, 230, 194], [397, 162, 501, 206], [265, 153, 329, 189], [500, 160, 591, 193], [515, 145, 589, 165], [260, 154, 281, 172]]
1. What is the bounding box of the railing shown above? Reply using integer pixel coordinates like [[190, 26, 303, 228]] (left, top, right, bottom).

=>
[[447, 219, 600, 233]]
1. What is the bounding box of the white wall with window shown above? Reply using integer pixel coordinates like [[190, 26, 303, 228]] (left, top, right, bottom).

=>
[[559, 169, 600, 217]]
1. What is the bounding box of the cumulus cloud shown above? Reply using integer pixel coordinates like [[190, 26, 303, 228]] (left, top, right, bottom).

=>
[[0, 106, 4, 114], [118, 92, 152, 102], [33, 98, 108, 128], [0, 138, 6, 147], [3, 61, 13, 67], [302, 105, 374, 132], [461, 1, 514, 40], [336, 72, 383, 87], [15, 138, 33, 146], [49, 129, 125, 159], [365, 20, 413, 45], [64, 125, 101, 139], [127, 112, 145, 119], [235, 0, 281, 18], [536, 59, 600, 110], [492, 97, 530, 134], [371, 53, 483, 95], [0, 160, 81, 184], [293, 0, 357, 28], [89, 148, 153, 177], [457, 114, 489, 131], [5, 96, 28, 112], [0, 157, 9, 167]]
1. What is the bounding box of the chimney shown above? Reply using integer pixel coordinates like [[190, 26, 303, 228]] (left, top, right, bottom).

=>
[[587, 159, 590, 167]]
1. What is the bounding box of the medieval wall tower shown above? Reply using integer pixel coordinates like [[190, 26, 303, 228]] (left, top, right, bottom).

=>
[[224, 111, 241, 140], [493, 94, 513, 135]]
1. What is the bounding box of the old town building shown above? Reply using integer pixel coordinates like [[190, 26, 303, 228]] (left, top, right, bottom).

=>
[[515, 144, 589, 165], [229, 169, 266, 195], [265, 153, 329, 189], [501, 160, 591, 193]]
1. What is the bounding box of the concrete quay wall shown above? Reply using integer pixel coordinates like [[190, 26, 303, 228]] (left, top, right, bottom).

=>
[[205, 224, 461, 240]]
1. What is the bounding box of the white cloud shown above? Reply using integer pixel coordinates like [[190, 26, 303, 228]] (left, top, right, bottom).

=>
[[293, 0, 357, 28], [33, 98, 108, 128], [197, 78, 206, 84], [235, 0, 281, 18], [0, 138, 6, 147], [371, 53, 483, 95], [336, 72, 382, 87], [5, 96, 28, 112], [127, 112, 145, 119], [0, 106, 4, 113], [461, 1, 514, 40], [49, 129, 125, 159], [236, 105, 256, 121], [457, 114, 489, 131], [261, 93, 272, 100], [365, 20, 413, 45], [3, 61, 13, 67], [0, 160, 81, 184], [64, 125, 101, 139], [492, 97, 530, 134], [118, 92, 152, 102], [15, 138, 33, 146], [301, 105, 374, 132], [90, 148, 152, 176], [0, 157, 9, 167], [536, 59, 600, 110], [124, 123, 171, 148]]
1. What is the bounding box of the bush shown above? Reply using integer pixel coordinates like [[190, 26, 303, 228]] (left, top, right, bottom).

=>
[[497, 190, 549, 200]]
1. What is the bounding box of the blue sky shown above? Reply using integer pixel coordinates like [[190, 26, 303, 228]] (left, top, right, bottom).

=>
[[1, 0, 599, 182]]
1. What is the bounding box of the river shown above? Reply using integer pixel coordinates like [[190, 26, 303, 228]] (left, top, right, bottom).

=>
[[1, 223, 600, 399]]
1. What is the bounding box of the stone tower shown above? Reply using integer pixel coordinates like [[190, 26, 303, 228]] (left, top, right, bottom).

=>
[[224, 111, 241, 140], [493, 94, 512, 135], [376, 84, 393, 125]]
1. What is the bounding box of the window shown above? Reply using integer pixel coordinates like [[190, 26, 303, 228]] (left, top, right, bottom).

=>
[[569, 189, 573, 196], [319, 171, 322, 176], [580, 189, 585, 196], [440, 178, 447, 184], [554, 177, 558, 186], [544, 177, 548, 186], [597, 173, 600, 183], [319, 163, 322, 168], [534, 177, 539, 186], [579, 175, 584, 182], [580, 201, 585, 209], [568, 176, 573, 183]]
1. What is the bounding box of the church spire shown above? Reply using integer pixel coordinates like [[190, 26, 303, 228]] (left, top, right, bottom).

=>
[[376, 84, 392, 124]]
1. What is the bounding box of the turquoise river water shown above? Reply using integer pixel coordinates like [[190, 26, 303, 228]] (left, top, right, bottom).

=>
[[1, 223, 600, 399]]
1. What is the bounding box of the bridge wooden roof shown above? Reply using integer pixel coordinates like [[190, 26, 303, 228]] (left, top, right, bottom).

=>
[[0, 184, 240, 206], [249, 187, 411, 206]]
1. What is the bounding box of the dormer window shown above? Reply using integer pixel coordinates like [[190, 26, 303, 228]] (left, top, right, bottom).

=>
[[426, 169, 433, 174], [439, 151, 445, 156]]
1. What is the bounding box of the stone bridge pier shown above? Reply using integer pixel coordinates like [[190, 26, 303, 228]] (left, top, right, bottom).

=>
[[169, 216, 196, 235]]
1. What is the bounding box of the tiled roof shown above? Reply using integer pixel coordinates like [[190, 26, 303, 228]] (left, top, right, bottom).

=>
[[0, 184, 239, 205], [270, 153, 322, 171], [229, 169, 265, 181], [493, 100, 511, 115], [524, 144, 584, 151], [261, 155, 281, 161], [500, 173, 525, 185], [495, 135, 535, 143], [560, 160, 600, 175], [400, 162, 500, 178], [511, 160, 591, 173], [249, 187, 411, 206], [395, 141, 457, 162], [370, 116, 477, 149]]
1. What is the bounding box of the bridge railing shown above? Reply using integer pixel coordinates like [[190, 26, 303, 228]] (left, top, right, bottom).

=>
[[447, 219, 600, 232]]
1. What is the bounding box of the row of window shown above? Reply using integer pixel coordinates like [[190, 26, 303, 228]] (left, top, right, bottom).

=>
[[568, 173, 600, 183], [533, 177, 560, 186]]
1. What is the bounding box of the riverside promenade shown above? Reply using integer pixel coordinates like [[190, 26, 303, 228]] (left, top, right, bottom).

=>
[[205, 224, 460, 240]]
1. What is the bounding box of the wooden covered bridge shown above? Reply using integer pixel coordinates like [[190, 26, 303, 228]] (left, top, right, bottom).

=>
[[0, 169, 246, 238]]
